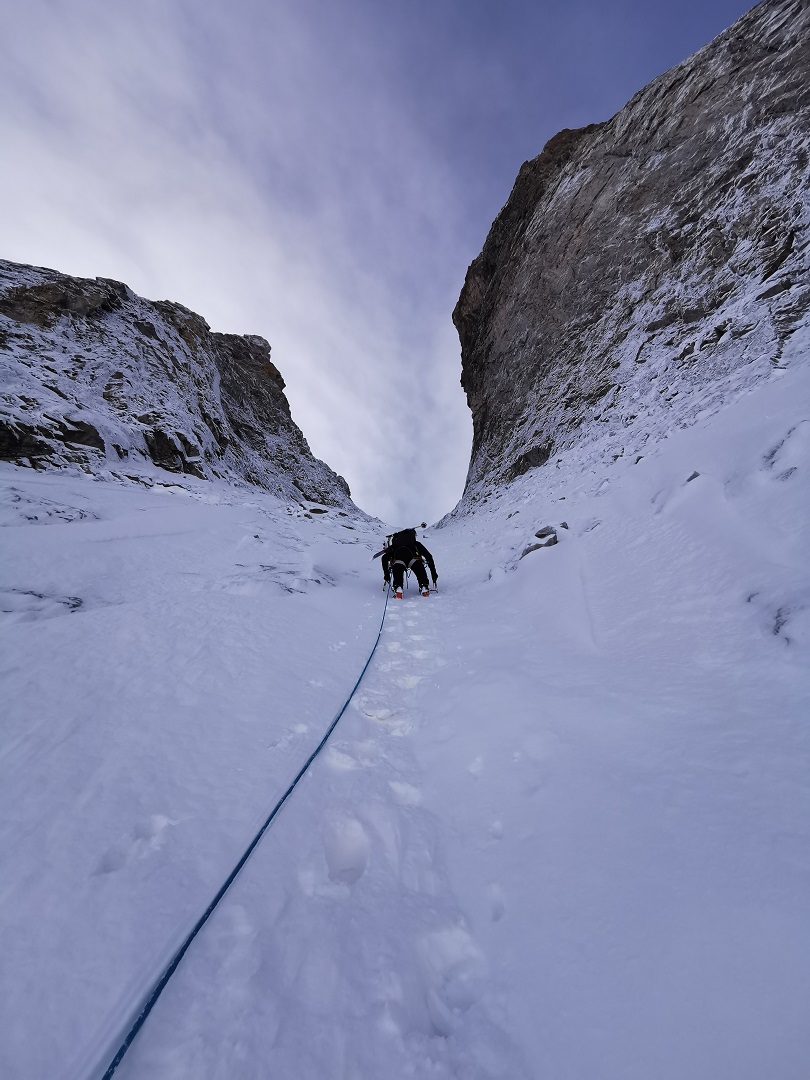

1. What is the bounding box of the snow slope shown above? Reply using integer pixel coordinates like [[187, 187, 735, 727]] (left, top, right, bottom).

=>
[[1, 349, 809, 1078]]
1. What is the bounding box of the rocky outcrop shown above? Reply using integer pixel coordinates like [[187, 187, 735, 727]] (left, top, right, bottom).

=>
[[518, 522, 569, 559], [0, 259, 353, 506], [454, 0, 810, 503]]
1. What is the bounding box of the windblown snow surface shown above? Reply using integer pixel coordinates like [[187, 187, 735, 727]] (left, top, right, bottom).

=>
[[2, 338, 809, 1080]]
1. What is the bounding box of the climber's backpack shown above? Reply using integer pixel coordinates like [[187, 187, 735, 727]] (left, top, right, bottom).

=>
[[372, 524, 426, 560], [388, 527, 417, 551]]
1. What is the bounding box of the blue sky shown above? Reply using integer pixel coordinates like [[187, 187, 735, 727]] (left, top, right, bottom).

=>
[[0, 0, 753, 524]]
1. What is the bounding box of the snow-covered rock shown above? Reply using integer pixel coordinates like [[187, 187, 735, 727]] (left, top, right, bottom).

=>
[[0, 258, 354, 508], [453, 0, 810, 506]]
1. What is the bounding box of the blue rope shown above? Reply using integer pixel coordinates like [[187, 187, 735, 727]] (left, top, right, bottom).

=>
[[100, 584, 391, 1079]]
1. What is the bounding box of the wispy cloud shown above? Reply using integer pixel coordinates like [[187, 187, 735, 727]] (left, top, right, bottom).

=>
[[0, 0, 471, 525]]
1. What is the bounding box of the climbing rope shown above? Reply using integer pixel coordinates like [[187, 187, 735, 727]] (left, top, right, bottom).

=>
[[100, 584, 392, 1079]]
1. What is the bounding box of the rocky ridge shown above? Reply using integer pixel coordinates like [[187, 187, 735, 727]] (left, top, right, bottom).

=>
[[453, 0, 810, 505], [0, 259, 353, 507]]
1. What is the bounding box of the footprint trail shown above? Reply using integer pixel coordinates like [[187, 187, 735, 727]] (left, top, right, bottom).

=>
[[119, 586, 530, 1080]]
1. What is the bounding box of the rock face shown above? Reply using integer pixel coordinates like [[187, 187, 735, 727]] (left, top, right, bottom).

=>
[[0, 259, 353, 506], [454, 0, 810, 504]]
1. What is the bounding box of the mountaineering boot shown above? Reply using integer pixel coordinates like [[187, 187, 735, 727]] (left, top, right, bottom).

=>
[[421, 587, 430, 597], [395, 586, 403, 599]]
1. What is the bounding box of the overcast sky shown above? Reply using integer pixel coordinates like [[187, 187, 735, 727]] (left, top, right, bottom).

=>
[[0, 0, 753, 525]]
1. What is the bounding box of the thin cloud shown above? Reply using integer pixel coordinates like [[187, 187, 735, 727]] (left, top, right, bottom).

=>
[[0, 0, 472, 525]]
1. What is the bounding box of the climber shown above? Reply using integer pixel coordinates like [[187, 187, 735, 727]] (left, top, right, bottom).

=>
[[378, 527, 438, 599]]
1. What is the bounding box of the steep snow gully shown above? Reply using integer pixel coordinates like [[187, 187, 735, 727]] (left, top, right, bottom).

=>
[[2, 348, 809, 1079], [100, 583, 394, 1080]]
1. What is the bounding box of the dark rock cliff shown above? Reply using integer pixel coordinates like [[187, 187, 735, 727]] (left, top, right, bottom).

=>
[[0, 259, 353, 506], [454, 0, 810, 503]]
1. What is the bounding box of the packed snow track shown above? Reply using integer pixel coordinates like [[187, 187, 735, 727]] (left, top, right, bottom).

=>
[[2, 358, 809, 1080]]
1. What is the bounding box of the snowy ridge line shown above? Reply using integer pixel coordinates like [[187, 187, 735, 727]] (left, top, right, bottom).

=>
[[97, 584, 392, 1080]]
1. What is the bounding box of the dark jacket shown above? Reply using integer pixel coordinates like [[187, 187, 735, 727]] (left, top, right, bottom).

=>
[[382, 539, 437, 581]]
